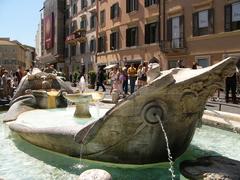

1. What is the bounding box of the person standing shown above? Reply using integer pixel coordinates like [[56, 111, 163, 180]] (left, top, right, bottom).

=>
[[225, 72, 237, 104], [95, 68, 106, 92], [122, 66, 128, 95], [127, 64, 137, 94]]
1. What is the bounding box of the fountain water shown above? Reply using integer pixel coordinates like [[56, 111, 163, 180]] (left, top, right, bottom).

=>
[[155, 114, 175, 180]]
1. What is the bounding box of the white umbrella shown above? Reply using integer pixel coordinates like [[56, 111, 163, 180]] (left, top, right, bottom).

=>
[[104, 64, 117, 70]]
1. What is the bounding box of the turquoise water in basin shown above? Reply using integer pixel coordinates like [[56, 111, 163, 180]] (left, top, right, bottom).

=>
[[1, 111, 240, 180]]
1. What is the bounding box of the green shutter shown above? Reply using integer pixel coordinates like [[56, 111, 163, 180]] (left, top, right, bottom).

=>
[[225, 4, 232, 32], [145, 24, 150, 44], [208, 9, 214, 34], [192, 12, 199, 36], [167, 18, 172, 41]]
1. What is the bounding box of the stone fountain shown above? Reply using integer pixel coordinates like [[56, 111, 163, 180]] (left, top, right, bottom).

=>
[[62, 92, 104, 118], [4, 57, 238, 164]]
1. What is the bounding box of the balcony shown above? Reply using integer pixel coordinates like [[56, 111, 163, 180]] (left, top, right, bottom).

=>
[[65, 29, 87, 45], [161, 38, 187, 54]]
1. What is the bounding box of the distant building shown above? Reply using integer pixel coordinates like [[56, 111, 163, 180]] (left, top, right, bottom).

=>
[[40, 0, 65, 71], [0, 38, 34, 72], [64, 0, 97, 77]]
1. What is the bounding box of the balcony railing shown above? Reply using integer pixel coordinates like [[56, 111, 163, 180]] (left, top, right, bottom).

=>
[[65, 29, 87, 45], [161, 38, 186, 52]]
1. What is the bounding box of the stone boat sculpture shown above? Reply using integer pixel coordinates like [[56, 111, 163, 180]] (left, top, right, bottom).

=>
[[6, 57, 237, 164]]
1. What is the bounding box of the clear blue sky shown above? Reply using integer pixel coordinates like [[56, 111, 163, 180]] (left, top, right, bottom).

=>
[[0, 0, 45, 47]]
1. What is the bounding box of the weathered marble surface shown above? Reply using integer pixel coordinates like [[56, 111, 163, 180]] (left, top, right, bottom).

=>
[[180, 156, 240, 180], [4, 69, 73, 122], [8, 57, 238, 164]]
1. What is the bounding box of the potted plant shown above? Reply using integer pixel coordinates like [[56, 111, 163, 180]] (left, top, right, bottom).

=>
[[88, 71, 96, 89]]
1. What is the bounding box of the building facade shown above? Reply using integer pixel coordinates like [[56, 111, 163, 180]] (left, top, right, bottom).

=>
[[97, 0, 162, 68], [161, 0, 240, 69], [0, 38, 34, 72], [41, 0, 65, 71], [96, 0, 240, 69], [64, 0, 97, 78]]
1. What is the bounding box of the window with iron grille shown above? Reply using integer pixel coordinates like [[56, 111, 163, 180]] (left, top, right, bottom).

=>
[[225, 2, 240, 32], [192, 9, 214, 36], [126, 26, 138, 47], [90, 13, 97, 29], [100, 10, 105, 26], [145, 22, 159, 44], [80, 42, 86, 54], [126, 0, 138, 13], [145, 0, 158, 7], [90, 39, 96, 52], [98, 35, 105, 52], [111, 3, 119, 19], [167, 16, 184, 48], [110, 31, 119, 50]]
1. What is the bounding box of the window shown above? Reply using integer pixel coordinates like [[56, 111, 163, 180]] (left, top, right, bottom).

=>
[[145, 0, 158, 7], [193, 9, 214, 36], [90, 13, 97, 29], [111, 3, 119, 19], [72, 3, 77, 15], [110, 31, 119, 50], [91, 0, 95, 4], [65, 47, 69, 57], [145, 22, 159, 44], [71, 45, 76, 56], [126, 26, 138, 47], [100, 10, 105, 26], [225, 2, 240, 31], [167, 16, 184, 48], [81, 0, 87, 10], [98, 35, 105, 52], [195, 56, 210, 68], [126, 0, 138, 13], [90, 39, 96, 52], [80, 42, 86, 54], [168, 60, 178, 69], [80, 17, 86, 29], [71, 20, 77, 32]]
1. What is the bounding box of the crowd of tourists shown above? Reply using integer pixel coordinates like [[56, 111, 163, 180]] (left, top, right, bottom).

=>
[[0, 65, 27, 100], [95, 62, 151, 98]]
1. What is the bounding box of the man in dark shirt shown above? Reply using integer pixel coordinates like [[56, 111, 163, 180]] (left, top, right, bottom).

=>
[[95, 68, 106, 92]]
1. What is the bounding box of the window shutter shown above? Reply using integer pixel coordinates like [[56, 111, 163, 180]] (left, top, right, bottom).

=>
[[110, 5, 113, 19], [192, 12, 199, 36], [135, 27, 138, 45], [208, 9, 214, 34], [116, 32, 119, 49], [145, 24, 150, 44], [126, 0, 130, 13], [110, 33, 113, 50], [167, 18, 172, 41], [135, 0, 138, 11], [98, 37, 101, 52], [126, 29, 130, 47], [179, 15, 184, 47], [116, 3, 119, 17], [145, 0, 149, 7], [225, 4, 232, 32]]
